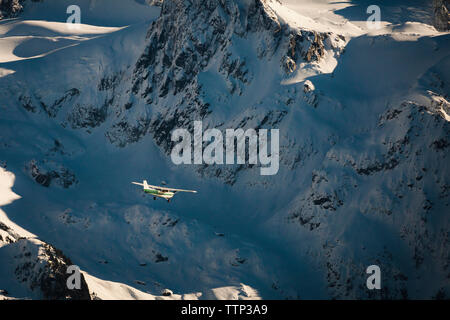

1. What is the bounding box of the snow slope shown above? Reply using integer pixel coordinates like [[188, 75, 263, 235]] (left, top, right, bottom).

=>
[[0, 166, 262, 300], [0, 0, 449, 299]]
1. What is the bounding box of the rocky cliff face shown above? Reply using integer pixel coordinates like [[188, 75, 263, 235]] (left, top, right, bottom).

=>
[[0, 0, 23, 18], [121, 0, 345, 182], [434, 0, 450, 31], [0, 222, 91, 300], [124, 0, 450, 298]]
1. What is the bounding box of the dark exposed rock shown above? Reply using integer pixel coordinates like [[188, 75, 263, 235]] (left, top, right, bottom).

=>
[[0, 0, 23, 19], [434, 0, 450, 31], [356, 158, 399, 175], [12, 239, 91, 300], [98, 74, 122, 91], [154, 252, 168, 263], [129, 0, 339, 159], [283, 28, 345, 75], [0, 222, 10, 232], [38, 243, 91, 300], [106, 118, 151, 147], [19, 95, 36, 113], [161, 288, 172, 296], [67, 101, 109, 129], [26, 160, 78, 188], [432, 138, 450, 150], [19, 89, 80, 118]]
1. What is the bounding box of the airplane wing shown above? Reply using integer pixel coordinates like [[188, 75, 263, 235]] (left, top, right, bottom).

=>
[[132, 182, 197, 193], [147, 184, 197, 193]]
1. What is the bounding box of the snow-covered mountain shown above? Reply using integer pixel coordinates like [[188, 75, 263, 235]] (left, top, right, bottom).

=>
[[0, 0, 449, 299]]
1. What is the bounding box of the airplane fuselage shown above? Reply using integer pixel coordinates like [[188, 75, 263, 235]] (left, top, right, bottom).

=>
[[144, 188, 175, 200], [132, 180, 196, 202]]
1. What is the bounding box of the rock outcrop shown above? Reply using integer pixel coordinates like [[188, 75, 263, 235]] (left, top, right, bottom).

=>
[[434, 0, 450, 31], [0, 0, 23, 19]]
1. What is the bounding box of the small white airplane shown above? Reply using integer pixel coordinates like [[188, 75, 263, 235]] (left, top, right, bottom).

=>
[[132, 180, 197, 202]]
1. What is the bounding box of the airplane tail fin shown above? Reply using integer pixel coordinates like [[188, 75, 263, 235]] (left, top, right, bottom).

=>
[[131, 180, 150, 190]]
